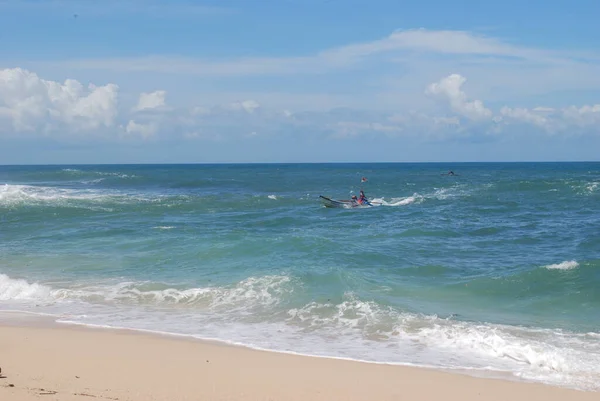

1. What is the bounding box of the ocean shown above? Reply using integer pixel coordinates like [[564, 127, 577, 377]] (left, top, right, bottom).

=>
[[1, 163, 599, 390]]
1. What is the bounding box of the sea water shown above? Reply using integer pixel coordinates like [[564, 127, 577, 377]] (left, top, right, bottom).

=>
[[1, 163, 599, 390]]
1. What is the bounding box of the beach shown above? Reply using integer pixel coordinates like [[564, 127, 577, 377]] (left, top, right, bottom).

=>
[[1, 319, 597, 401], [1, 163, 599, 392], [2, 0, 600, 394]]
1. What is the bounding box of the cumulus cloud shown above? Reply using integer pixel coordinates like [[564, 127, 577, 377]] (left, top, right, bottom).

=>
[[0, 67, 119, 134], [426, 74, 492, 121], [0, 67, 599, 144], [227, 100, 260, 114], [133, 90, 167, 112], [562, 104, 600, 127], [124, 120, 158, 138], [493, 103, 600, 135], [499, 107, 549, 128], [424, 74, 600, 136], [432, 116, 461, 130]]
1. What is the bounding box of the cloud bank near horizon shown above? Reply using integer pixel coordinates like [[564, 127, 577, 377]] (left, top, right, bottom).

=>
[[1, 66, 598, 144]]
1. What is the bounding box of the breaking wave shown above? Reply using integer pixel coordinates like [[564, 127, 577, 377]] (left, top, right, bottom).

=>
[[1, 273, 599, 391], [0, 184, 184, 209], [61, 168, 136, 179], [0, 273, 294, 311], [545, 261, 579, 270]]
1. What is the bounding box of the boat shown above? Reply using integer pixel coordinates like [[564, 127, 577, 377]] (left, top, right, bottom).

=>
[[319, 195, 374, 208]]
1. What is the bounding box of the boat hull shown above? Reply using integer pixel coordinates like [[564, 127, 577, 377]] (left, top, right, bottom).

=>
[[319, 195, 373, 208]]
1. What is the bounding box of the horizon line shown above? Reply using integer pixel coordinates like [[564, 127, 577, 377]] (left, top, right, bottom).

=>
[[1, 160, 598, 167]]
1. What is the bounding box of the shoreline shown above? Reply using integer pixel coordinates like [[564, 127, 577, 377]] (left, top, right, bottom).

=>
[[0, 310, 534, 385], [2, 310, 508, 374], [1, 311, 598, 401]]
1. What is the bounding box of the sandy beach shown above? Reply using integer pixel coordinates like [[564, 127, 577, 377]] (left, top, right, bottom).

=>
[[0, 317, 596, 401]]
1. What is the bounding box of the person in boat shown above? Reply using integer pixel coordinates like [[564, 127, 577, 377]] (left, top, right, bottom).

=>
[[358, 190, 370, 205], [448, 171, 456, 176], [351, 195, 359, 205]]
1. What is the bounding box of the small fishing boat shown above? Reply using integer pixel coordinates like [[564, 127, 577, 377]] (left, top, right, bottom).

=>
[[319, 195, 375, 208]]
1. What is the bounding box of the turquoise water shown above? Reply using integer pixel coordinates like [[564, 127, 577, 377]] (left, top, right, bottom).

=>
[[1, 163, 599, 390]]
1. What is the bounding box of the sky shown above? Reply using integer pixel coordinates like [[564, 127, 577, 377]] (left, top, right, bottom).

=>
[[1, 0, 600, 164]]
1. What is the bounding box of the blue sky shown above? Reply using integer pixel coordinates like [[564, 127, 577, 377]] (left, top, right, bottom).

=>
[[1, 0, 600, 163]]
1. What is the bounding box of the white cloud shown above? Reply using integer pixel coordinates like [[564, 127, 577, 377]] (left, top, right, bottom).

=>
[[499, 107, 549, 128], [562, 104, 600, 128], [329, 121, 404, 138], [1, 67, 599, 144], [228, 100, 260, 114], [28, 28, 600, 117], [533, 107, 556, 113], [426, 74, 493, 120], [50, 28, 600, 78], [124, 120, 157, 138], [320, 29, 528, 65], [493, 103, 600, 134], [192, 106, 211, 115], [134, 90, 166, 112], [0, 67, 119, 134], [183, 129, 224, 141], [423, 74, 599, 136], [433, 116, 461, 127]]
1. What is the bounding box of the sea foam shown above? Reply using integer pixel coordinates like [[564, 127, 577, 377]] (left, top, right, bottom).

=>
[[544, 261, 579, 270], [1, 273, 599, 391]]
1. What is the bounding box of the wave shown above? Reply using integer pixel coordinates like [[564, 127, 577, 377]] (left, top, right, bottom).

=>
[[366, 184, 470, 207], [430, 185, 469, 200], [583, 182, 599, 195], [470, 178, 600, 200], [0, 274, 53, 301], [1, 273, 599, 390], [0, 184, 185, 209], [0, 180, 537, 212], [0, 273, 294, 310], [61, 168, 136, 179], [369, 194, 424, 207], [0, 184, 300, 210], [545, 261, 579, 270], [1, 184, 115, 208], [80, 178, 106, 185]]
